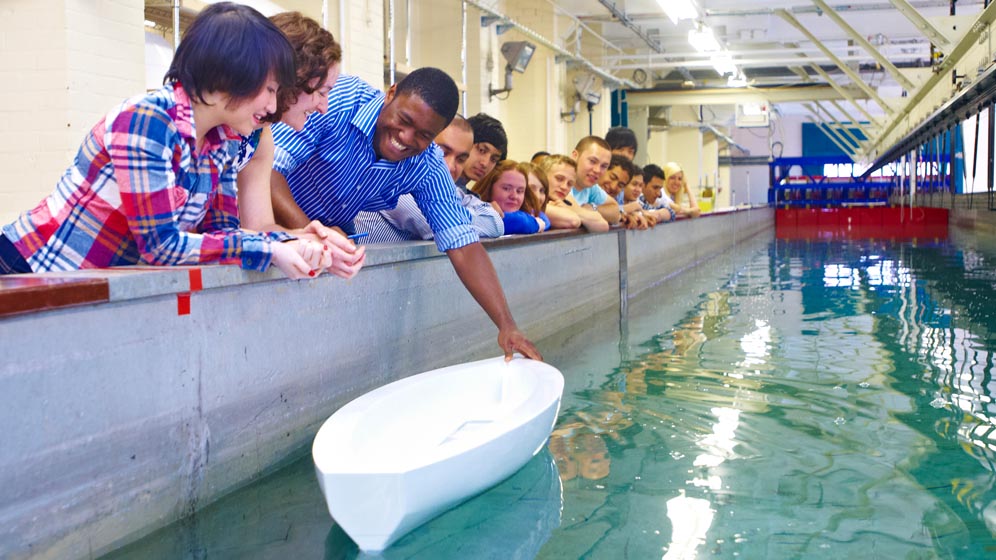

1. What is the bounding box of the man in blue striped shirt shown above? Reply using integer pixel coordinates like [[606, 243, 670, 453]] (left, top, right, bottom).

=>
[[269, 67, 540, 361], [352, 116, 504, 242]]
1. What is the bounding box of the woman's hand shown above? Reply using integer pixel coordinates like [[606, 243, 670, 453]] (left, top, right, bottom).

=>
[[298, 221, 365, 279], [269, 239, 328, 279]]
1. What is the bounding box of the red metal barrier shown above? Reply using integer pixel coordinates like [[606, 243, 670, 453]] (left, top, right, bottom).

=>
[[775, 207, 949, 239]]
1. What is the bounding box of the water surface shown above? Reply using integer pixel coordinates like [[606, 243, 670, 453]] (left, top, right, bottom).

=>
[[104, 230, 996, 559]]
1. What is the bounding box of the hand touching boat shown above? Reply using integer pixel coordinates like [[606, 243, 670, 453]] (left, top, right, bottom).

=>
[[499, 327, 542, 362]]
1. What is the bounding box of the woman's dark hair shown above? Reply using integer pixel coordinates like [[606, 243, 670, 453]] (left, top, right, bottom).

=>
[[269, 12, 342, 121], [473, 160, 542, 216], [164, 2, 295, 107]]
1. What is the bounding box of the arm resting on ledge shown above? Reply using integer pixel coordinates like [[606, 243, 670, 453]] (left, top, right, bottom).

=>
[[446, 242, 542, 362]]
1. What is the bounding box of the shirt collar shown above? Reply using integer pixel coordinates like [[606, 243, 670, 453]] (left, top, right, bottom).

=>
[[171, 83, 241, 151], [352, 92, 386, 141]]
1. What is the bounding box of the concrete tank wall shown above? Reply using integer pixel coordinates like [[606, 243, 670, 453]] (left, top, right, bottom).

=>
[[0, 207, 772, 559]]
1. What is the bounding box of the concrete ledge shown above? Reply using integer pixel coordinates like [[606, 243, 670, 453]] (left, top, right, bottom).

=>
[[0, 207, 772, 559], [951, 208, 996, 235]]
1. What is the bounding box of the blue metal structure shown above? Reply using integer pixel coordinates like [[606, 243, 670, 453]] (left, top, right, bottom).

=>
[[769, 155, 894, 207]]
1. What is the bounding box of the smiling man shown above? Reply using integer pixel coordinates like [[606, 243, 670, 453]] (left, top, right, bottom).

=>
[[351, 116, 504, 242], [570, 136, 618, 225], [269, 68, 539, 361]]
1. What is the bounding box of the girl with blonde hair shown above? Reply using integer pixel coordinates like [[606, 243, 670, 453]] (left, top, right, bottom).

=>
[[663, 161, 701, 218]]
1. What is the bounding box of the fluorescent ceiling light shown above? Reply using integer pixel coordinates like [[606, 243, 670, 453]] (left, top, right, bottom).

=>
[[711, 53, 737, 76], [657, 0, 699, 25], [688, 26, 721, 53], [144, 19, 157, 28]]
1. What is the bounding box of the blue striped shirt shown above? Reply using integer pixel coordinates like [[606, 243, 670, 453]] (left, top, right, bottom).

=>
[[352, 187, 504, 244], [270, 75, 476, 252]]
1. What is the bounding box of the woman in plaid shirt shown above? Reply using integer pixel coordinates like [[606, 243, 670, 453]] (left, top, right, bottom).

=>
[[0, 2, 330, 278]]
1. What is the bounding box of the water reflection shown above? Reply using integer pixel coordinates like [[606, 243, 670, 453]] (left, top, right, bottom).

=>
[[539, 236, 996, 558], [100, 234, 996, 559], [324, 449, 562, 559]]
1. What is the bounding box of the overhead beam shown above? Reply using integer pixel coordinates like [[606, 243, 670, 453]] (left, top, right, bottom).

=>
[[888, 0, 954, 54], [809, 64, 883, 126], [814, 101, 867, 148], [789, 66, 812, 81], [804, 106, 860, 157], [866, 0, 996, 159], [608, 53, 926, 71], [776, 9, 893, 114], [625, 85, 858, 106], [810, 118, 860, 158], [810, 0, 916, 91], [808, 103, 861, 152], [829, 99, 876, 138]]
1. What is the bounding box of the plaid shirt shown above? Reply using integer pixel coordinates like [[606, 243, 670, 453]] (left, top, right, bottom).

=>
[[3, 83, 277, 272]]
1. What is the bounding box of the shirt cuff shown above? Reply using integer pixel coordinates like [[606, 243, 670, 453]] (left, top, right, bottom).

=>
[[240, 235, 274, 272], [264, 231, 296, 243], [434, 223, 479, 252]]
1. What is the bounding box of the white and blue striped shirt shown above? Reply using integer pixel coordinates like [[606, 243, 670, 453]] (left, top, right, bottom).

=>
[[271, 75, 477, 252]]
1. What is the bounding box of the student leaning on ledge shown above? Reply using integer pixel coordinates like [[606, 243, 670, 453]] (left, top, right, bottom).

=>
[[0, 2, 336, 279], [267, 66, 541, 362]]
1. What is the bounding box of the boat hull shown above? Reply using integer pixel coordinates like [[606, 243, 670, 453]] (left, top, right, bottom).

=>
[[312, 356, 564, 552]]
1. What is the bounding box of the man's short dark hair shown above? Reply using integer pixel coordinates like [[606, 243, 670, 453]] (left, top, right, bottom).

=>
[[467, 113, 508, 159], [165, 2, 295, 105], [395, 68, 459, 123], [606, 126, 638, 154], [608, 154, 638, 180], [643, 163, 665, 183]]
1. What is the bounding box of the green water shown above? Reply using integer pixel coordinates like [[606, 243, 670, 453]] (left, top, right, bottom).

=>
[[104, 230, 996, 559]]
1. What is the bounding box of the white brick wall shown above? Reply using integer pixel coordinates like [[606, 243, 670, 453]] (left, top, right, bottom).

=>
[[0, 0, 143, 224], [343, 0, 384, 90]]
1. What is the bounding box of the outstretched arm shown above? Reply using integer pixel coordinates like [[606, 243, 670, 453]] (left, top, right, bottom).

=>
[[446, 242, 542, 361], [270, 170, 312, 229]]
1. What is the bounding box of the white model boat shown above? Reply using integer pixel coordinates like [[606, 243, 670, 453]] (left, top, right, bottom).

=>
[[312, 356, 564, 552]]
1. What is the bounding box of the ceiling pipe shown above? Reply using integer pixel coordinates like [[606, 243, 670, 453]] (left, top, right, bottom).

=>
[[172, 0, 180, 51], [464, 0, 638, 89], [576, 0, 980, 21], [602, 43, 932, 63], [596, 0, 663, 53], [608, 53, 930, 71]]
